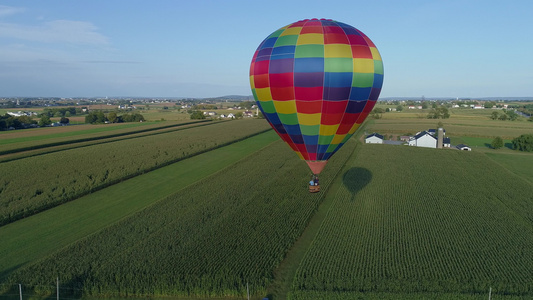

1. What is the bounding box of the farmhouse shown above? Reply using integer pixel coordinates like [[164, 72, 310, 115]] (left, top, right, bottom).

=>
[[408, 131, 437, 148], [365, 133, 384, 144]]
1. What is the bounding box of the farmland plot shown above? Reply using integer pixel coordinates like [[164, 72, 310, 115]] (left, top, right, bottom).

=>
[[0, 119, 270, 226], [2, 135, 357, 298], [290, 145, 533, 299]]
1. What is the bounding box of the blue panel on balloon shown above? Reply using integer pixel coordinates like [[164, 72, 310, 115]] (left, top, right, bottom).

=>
[[346, 100, 366, 113], [324, 72, 353, 88], [272, 46, 296, 56], [265, 112, 281, 124], [294, 57, 324, 73], [323, 86, 351, 101], [261, 37, 277, 49], [373, 74, 384, 88], [349, 87, 371, 101], [302, 134, 319, 146], [284, 124, 302, 135], [289, 134, 305, 144]]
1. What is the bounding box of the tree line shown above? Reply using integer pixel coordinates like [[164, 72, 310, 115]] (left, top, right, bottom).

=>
[[85, 111, 145, 124]]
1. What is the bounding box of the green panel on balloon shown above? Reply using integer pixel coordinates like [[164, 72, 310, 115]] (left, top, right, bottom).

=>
[[300, 124, 320, 136], [295, 45, 324, 58], [318, 135, 334, 145], [259, 100, 277, 114], [352, 73, 374, 88], [342, 134, 352, 143], [374, 60, 384, 75], [269, 29, 285, 38], [325, 58, 353, 73], [278, 113, 299, 125], [326, 144, 339, 153], [274, 35, 299, 47]]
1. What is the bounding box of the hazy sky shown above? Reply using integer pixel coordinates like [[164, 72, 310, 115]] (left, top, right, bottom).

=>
[[1, 0, 532, 98]]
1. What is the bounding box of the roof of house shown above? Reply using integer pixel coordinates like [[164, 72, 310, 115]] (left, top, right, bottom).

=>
[[366, 133, 384, 139], [428, 128, 446, 134], [414, 131, 436, 140], [443, 137, 451, 144]]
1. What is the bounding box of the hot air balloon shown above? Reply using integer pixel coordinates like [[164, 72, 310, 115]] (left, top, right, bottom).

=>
[[249, 19, 383, 192]]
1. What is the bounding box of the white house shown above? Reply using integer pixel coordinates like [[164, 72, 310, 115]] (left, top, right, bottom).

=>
[[408, 131, 437, 148], [365, 133, 384, 144]]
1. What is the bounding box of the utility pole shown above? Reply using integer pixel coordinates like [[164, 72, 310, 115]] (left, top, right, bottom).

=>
[[246, 282, 250, 300], [19, 284, 22, 300], [488, 287, 492, 300]]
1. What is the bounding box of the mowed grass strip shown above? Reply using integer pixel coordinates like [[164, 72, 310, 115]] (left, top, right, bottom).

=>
[[0, 130, 279, 278]]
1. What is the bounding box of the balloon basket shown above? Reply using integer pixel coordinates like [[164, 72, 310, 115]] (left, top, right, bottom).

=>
[[309, 184, 320, 193]]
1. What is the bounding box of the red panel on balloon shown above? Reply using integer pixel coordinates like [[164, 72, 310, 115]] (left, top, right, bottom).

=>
[[321, 113, 344, 125], [254, 60, 270, 75], [322, 100, 348, 114], [254, 74, 270, 89], [295, 86, 323, 101], [296, 100, 322, 114], [324, 33, 349, 44], [271, 87, 295, 101], [270, 73, 294, 88], [351, 46, 373, 58]]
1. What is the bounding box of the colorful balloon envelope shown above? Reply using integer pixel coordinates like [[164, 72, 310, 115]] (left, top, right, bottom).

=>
[[250, 19, 383, 175]]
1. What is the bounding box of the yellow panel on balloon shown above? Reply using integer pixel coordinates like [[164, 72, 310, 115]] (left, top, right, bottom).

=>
[[353, 59, 374, 73], [331, 134, 347, 144], [255, 88, 273, 101], [249, 76, 255, 89], [370, 47, 382, 60], [348, 123, 361, 134], [297, 113, 321, 126], [294, 151, 304, 160], [319, 124, 339, 136], [324, 44, 352, 58], [273, 100, 297, 114], [297, 33, 324, 45], [280, 27, 302, 36]]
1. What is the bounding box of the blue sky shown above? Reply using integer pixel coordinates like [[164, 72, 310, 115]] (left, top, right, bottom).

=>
[[0, 0, 532, 98]]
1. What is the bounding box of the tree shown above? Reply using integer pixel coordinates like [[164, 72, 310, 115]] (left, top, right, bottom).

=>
[[59, 117, 70, 124], [190, 110, 206, 120], [512, 134, 533, 152], [498, 113, 508, 121], [38, 115, 52, 127], [490, 111, 500, 120], [396, 105, 403, 112], [107, 112, 118, 123], [491, 136, 504, 149], [370, 108, 384, 119]]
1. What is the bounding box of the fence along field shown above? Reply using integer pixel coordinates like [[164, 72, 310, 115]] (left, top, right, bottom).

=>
[[290, 144, 533, 299], [0, 119, 270, 226], [1, 134, 357, 299]]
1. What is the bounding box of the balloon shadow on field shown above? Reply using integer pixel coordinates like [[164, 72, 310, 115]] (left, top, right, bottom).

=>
[[342, 167, 372, 199]]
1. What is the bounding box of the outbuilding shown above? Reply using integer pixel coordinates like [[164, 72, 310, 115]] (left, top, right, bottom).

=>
[[408, 131, 437, 148], [365, 133, 384, 144]]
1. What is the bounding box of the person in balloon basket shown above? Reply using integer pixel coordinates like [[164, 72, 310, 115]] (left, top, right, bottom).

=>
[[309, 175, 319, 186]]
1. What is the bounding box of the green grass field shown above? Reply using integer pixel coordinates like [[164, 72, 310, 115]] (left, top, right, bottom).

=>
[[1, 105, 532, 300], [289, 144, 533, 299], [0, 130, 279, 279]]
